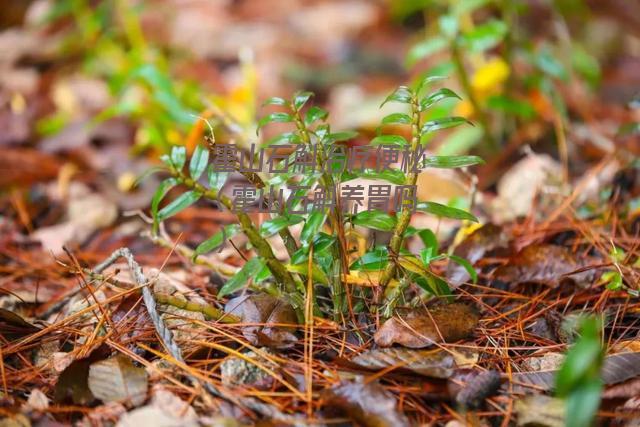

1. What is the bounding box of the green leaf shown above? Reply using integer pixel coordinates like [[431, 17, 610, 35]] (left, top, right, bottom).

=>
[[293, 91, 313, 111], [415, 75, 448, 96], [556, 316, 603, 396], [418, 229, 438, 251], [207, 166, 229, 191], [603, 271, 623, 291], [448, 254, 478, 283], [421, 155, 483, 168], [417, 201, 478, 222], [350, 246, 389, 271], [352, 169, 407, 185], [301, 212, 327, 244], [420, 88, 462, 111], [418, 229, 439, 264], [157, 190, 201, 221], [381, 113, 412, 125], [439, 14, 459, 38], [130, 64, 195, 125], [189, 144, 209, 180], [286, 263, 329, 285], [257, 112, 293, 134], [264, 132, 302, 147], [312, 233, 336, 253], [263, 96, 287, 106], [326, 131, 359, 143], [406, 37, 448, 67], [151, 177, 178, 233], [304, 106, 328, 126], [421, 116, 473, 133], [219, 257, 265, 297], [352, 210, 397, 231], [565, 380, 602, 427], [259, 215, 304, 237], [414, 273, 452, 297], [370, 135, 408, 147], [460, 19, 507, 52], [381, 86, 413, 106], [193, 224, 241, 258], [170, 146, 186, 170]]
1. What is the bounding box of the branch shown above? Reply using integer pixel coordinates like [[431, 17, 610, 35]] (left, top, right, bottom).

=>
[[173, 171, 300, 297]]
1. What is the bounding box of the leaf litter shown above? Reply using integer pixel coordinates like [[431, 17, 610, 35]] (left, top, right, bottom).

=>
[[1, 0, 640, 425]]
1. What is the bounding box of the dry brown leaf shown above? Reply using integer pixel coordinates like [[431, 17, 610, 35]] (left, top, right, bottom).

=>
[[116, 406, 198, 427], [447, 223, 508, 286], [493, 244, 596, 287], [224, 294, 298, 348], [351, 348, 477, 378], [54, 346, 110, 405], [453, 370, 501, 409], [511, 351, 640, 392], [88, 354, 148, 406], [0, 308, 40, 341], [374, 303, 479, 348], [322, 378, 410, 427], [23, 389, 48, 412], [515, 395, 565, 427]]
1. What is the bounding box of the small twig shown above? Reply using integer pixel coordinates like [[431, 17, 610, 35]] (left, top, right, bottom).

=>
[[91, 247, 301, 423], [144, 231, 239, 277]]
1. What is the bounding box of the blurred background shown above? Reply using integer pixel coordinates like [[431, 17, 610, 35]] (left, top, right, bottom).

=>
[[0, 0, 639, 253]]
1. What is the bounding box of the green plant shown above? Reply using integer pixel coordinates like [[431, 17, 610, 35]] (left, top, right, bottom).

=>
[[149, 79, 482, 322], [403, 0, 601, 155], [37, 0, 203, 151], [555, 316, 604, 427]]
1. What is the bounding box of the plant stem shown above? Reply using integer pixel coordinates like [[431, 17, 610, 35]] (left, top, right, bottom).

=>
[[173, 171, 300, 298], [378, 95, 422, 290], [450, 40, 499, 152], [205, 126, 299, 258], [292, 111, 349, 317]]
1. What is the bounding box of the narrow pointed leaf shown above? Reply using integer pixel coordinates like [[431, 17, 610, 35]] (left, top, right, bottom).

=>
[[421, 116, 473, 133], [304, 106, 328, 126], [170, 146, 186, 170], [406, 37, 447, 67], [301, 212, 327, 243], [263, 96, 287, 106], [448, 255, 478, 283], [381, 113, 412, 125], [207, 166, 229, 191], [194, 224, 241, 258], [260, 215, 304, 237], [157, 190, 201, 221], [415, 75, 448, 95], [352, 210, 397, 231], [286, 263, 329, 285], [257, 112, 293, 134], [219, 257, 265, 297], [326, 131, 359, 143], [264, 132, 302, 147], [189, 144, 209, 180], [381, 86, 413, 107], [421, 155, 483, 168], [417, 201, 478, 222], [293, 91, 313, 111], [151, 178, 178, 233], [420, 88, 462, 111], [370, 135, 408, 147]]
